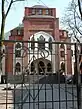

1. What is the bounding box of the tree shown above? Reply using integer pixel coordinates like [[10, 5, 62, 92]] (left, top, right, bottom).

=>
[[0, 0, 25, 82], [78, 0, 82, 20], [61, 0, 82, 42]]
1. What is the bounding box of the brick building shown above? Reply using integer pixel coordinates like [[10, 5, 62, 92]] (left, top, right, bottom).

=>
[[2, 5, 72, 78]]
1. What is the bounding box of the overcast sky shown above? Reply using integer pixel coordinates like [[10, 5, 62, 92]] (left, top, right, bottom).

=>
[[0, 0, 71, 32]]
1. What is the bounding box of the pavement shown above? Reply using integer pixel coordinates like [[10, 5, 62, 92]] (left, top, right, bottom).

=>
[[0, 84, 14, 109]]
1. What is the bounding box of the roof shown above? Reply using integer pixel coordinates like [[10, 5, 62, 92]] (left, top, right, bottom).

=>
[[32, 5, 48, 8], [4, 31, 11, 40], [16, 24, 24, 29], [4, 24, 24, 40]]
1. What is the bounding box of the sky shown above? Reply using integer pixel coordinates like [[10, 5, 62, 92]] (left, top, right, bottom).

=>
[[0, 0, 71, 32]]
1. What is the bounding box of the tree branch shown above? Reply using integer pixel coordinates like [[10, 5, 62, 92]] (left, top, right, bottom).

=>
[[78, 0, 82, 20], [73, 4, 82, 35], [5, 0, 25, 17], [68, 22, 80, 43], [2, 0, 5, 18], [13, 0, 25, 2], [5, 0, 13, 17]]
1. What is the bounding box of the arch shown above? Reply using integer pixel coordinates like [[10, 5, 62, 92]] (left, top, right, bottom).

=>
[[15, 62, 21, 72], [47, 63, 52, 72], [30, 31, 54, 42], [38, 61, 45, 74]]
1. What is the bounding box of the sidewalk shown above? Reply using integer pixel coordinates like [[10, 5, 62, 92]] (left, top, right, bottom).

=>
[[0, 84, 13, 109]]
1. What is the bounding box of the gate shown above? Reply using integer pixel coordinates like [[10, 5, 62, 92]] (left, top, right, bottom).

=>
[[0, 40, 82, 109]]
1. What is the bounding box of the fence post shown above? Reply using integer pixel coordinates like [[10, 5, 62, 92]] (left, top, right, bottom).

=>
[[74, 43, 81, 109]]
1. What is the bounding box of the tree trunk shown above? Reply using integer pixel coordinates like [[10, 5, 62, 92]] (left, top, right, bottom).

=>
[[0, 16, 5, 83]]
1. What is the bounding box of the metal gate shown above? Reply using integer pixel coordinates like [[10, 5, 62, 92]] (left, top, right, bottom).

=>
[[0, 40, 82, 109]]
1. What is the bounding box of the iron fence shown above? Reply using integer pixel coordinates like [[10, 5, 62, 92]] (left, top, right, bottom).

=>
[[0, 40, 81, 109]]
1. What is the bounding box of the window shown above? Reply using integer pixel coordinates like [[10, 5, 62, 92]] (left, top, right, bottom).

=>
[[60, 51, 65, 57], [61, 62, 65, 72], [45, 9, 49, 15], [60, 44, 65, 49], [31, 62, 35, 72], [37, 35, 45, 50], [49, 37, 52, 51], [38, 9, 42, 15], [71, 50, 73, 56], [32, 9, 35, 15], [36, 9, 42, 15], [3, 49, 5, 54], [17, 30, 21, 35], [15, 43, 21, 49], [47, 63, 52, 72], [15, 62, 21, 72], [31, 37, 35, 49], [15, 43, 21, 57], [15, 50, 21, 57]]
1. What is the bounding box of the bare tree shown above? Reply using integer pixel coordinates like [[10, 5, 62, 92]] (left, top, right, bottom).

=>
[[0, 0, 25, 82], [61, 0, 82, 42], [78, 0, 82, 20]]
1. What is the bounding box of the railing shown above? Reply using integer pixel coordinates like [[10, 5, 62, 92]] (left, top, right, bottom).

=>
[[0, 40, 81, 109]]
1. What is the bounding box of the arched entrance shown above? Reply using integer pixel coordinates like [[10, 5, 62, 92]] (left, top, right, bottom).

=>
[[30, 59, 52, 74], [38, 61, 45, 74]]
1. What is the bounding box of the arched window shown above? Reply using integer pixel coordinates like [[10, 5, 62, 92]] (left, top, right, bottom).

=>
[[15, 43, 21, 49], [15, 43, 21, 57], [37, 35, 45, 50], [49, 37, 52, 51], [47, 63, 52, 72], [60, 44, 65, 57], [38, 61, 45, 74], [15, 62, 21, 72], [31, 62, 35, 72], [61, 62, 65, 72], [60, 44, 65, 49], [31, 37, 35, 49]]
